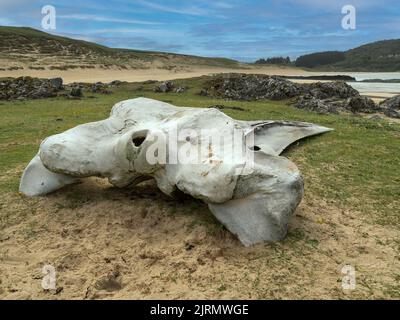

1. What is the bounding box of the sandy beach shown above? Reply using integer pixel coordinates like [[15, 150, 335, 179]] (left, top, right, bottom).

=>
[[0, 65, 307, 83]]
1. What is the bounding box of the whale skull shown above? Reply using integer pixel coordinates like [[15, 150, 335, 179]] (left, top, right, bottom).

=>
[[20, 98, 332, 246]]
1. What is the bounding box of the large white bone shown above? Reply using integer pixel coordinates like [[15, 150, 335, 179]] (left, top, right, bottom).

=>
[[20, 98, 332, 245]]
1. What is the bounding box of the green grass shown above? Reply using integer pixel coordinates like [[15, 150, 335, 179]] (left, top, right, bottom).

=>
[[1, 76, 399, 228]]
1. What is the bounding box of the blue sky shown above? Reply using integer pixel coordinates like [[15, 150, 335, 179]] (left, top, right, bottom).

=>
[[1, 0, 399, 61]]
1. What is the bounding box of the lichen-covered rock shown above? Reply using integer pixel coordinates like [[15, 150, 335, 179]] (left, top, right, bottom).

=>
[[305, 81, 359, 99], [380, 95, 400, 118], [295, 94, 378, 115], [174, 87, 186, 93], [0, 76, 62, 100], [69, 86, 83, 97], [203, 74, 303, 101], [202, 74, 360, 102], [49, 77, 63, 90], [344, 96, 379, 113], [294, 95, 339, 114], [154, 81, 174, 93], [203, 74, 383, 116], [91, 82, 112, 94]]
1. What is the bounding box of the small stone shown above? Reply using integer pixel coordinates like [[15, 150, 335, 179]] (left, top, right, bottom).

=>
[[49, 78, 63, 90], [70, 87, 82, 97], [154, 81, 174, 93]]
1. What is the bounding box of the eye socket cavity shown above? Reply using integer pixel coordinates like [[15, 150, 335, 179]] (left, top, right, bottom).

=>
[[131, 130, 149, 148], [249, 145, 261, 151]]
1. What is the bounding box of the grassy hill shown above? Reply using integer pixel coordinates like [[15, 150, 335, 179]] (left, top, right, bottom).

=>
[[0, 26, 241, 71], [295, 39, 400, 71]]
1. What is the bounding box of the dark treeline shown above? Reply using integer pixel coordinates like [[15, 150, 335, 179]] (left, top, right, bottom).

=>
[[255, 56, 291, 65], [294, 51, 346, 68]]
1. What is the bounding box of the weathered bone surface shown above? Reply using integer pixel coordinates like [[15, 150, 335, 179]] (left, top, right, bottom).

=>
[[20, 97, 332, 246]]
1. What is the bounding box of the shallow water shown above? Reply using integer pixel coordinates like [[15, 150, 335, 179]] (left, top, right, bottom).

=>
[[347, 72, 400, 81], [349, 82, 400, 95], [343, 72, 400, 96]]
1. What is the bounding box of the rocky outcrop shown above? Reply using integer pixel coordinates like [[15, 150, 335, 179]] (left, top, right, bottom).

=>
[[345, 96, 380, 113], [304, 81, 359, 99], [0, 77, 119, 101], [90, 82, 112, 94], [201, 74, 384, 116], [295, 93, 378, 115], [380, 95, 400, 118], [0, 76, 63, 100], [201, 73, 358, 101], [294, 95, 339, 114], [64, 82, 114, 95], [202, 74, 302, 100], [69, 87, 83, 98]]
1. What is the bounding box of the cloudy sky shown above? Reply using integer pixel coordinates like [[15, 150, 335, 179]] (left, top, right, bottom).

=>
[[1, 0, 399, 61]]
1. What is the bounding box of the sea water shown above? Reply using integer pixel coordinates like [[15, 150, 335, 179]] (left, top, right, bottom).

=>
[[345, 72, 400, 95]]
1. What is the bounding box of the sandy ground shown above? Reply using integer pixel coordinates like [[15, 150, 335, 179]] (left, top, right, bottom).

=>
[[0, 65, 308, 83], [0, 172, 399, 300], [1, 66, 396, 102]]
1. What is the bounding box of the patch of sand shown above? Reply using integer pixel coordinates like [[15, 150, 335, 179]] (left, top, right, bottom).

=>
[[0, 65, 307, 84], [0, 175, 399, 299]]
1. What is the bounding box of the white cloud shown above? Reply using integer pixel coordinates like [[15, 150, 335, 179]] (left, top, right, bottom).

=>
[[287, 0, 390, 9], [58, 14, 162, 25], [212, 1, 235, 9], [83, 28, 181, 38], [135, 0, 210, 16]]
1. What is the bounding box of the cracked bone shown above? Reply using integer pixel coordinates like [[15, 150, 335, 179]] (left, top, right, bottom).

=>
[[20, 97, 332, 246]]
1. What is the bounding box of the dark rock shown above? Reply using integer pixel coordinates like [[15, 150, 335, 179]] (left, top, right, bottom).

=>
[[295, 95, 378, 115], [199, 89, 208, 96], [344, 96, 379, 113], [202, 74, 384, 116], [294, 95, 338, 114], [49, 77, 63, 90], [208, 105, 246, 111], [91, 82, 112, 94], [0, 76, 63, 100], [203, 74, 358, 102], [380, 95, 400, 109], [174, 87, 186, 93], [380, 95, 400, 118], [384, 108, 400, 118], [203, 74, 302, 101], [306, 81, 359, 99], [70, 87, 83, 97], [108, 80, 123, 86], [154, 81, 174, 93]]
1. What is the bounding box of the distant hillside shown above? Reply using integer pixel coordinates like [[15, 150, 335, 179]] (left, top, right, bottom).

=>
[[0, 26, 241, 71], [295, 39, 400, 71]]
